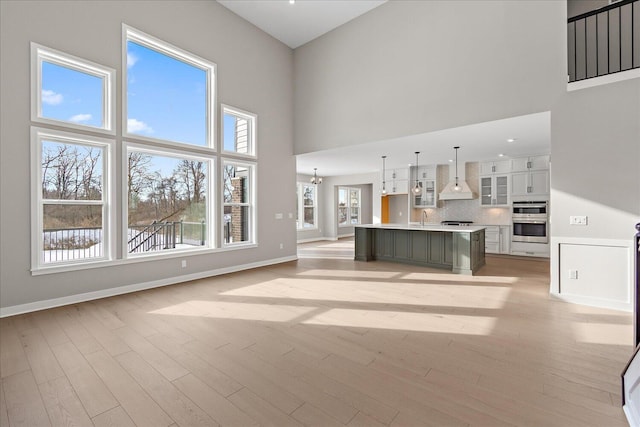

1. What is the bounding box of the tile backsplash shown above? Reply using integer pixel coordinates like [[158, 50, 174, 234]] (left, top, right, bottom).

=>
[[409, 162, 511, 225]]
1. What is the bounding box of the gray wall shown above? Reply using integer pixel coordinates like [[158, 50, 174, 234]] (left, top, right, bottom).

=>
[[551, 79, 640, 240], [293, 0, 566, 155], [388, 194, 409, 224], [0, 1, 296, 310], [567, 0, 608, 18]]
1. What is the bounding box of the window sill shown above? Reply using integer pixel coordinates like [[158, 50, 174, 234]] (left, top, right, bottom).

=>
[[31, 244, 258, 276]]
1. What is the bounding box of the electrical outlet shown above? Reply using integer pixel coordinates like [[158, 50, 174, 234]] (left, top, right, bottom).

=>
[[279, 243, 284, 249], [275, 213, 283, 220], [288, 212, 293, 219], [181, 260, 187, 268], [569, 215, 587, 226], [568, 269, 578, 279]]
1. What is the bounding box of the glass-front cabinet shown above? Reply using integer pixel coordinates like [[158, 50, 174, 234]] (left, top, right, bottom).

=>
[[480, 175, 509, 207], [411, 166, 437, 208]]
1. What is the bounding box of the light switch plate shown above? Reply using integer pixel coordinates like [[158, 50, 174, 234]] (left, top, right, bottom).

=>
[[569, 215, 587, 225]]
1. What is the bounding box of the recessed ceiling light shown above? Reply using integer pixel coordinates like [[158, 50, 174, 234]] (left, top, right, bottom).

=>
[[448, 159, 454, 163], [289, 0, 295, 4], [498, 153, 505, 157], [507, 138, 516, 143]]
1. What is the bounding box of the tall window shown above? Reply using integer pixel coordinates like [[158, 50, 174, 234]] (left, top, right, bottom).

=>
[[338, 187, 361, 226], [31, 43, 115, 271], [124, 26, 215, 148], [32, 128, 113, 267], [296, 183, 317, 230], [126, 144, 212, 255], [222, 105, 256, 156], [222, 161, 255, 245], [124, 26, 216, 256], [32, 43, 114, 133]]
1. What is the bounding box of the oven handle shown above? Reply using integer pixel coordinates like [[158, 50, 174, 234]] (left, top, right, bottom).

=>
[[513, 203, 547, 208], [513, 219, 547, 224]]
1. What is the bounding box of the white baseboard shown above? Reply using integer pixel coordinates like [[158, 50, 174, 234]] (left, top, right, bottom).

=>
[[297, 237, 338, 243], [337, 233, 354, 238], [0, 255, 298, 318], [550, 292, 632, 312]]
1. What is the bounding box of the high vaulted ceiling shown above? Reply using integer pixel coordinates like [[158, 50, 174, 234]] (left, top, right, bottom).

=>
[[216, 1, 551, 177], [217, 0, 387, 49]]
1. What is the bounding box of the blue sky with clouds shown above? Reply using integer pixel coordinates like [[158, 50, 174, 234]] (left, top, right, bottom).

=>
[[127, 41, 206, 146], [41, 62, 103, 128]]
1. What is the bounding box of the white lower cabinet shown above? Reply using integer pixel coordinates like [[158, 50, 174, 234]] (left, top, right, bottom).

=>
[[510, 241, 550, 257], [483, 225, 510, 254]]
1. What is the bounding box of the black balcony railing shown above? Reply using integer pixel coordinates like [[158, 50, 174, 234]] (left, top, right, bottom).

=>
[[568, 0, 639, 82], [634, 223, 640, 346]]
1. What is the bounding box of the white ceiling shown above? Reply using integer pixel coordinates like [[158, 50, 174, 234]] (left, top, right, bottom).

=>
[[296, 112, 551, 177], [217, 0, 387, 49]]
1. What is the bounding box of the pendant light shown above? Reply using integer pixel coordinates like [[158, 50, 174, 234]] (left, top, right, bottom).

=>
[[453, 146, 461, 191], [310, 168, 322, 185], [412, 152, 422, 195], [381, 155, 388, 196]]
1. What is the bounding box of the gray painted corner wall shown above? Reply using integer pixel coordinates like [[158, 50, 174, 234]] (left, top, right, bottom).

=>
[[293, 0, 566, 154], [0, 1, 296, 309], [551, 79, 640, 240]]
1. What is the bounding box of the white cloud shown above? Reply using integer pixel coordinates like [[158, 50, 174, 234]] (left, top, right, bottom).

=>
[[42, 89, 63, 106], [69, 113, 92, 123], [127, 52, 138, 69], [128, 118, 153, 134]]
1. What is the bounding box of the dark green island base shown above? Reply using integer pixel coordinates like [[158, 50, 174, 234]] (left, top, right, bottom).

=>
[[355, 224, 486, 275]]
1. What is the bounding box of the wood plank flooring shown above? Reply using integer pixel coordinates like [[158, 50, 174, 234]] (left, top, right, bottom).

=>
[[0, 239, 633, 426]]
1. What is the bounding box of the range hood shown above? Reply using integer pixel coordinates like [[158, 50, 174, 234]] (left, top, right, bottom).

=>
[[439, 162, 475, 200]]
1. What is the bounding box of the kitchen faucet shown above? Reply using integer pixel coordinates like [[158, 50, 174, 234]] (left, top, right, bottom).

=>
[[421, 210, 428, 226]]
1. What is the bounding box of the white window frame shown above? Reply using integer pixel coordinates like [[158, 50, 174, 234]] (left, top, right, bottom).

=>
[[31, 43, 115, 134], [296, 182, 318, 230], [221, 104, 257, 158], [31, 127, 115, 271], [338, 186, 361, 227], [221, 160, 257, 248], [123, 142, 215, 259], [123, 25, 216, 150]]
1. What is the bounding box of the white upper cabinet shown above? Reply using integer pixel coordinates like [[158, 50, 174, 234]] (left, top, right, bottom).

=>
[[511, 170, 549, 197], [511, 155, 550, 172], [384, 168, 409, 194], [480, 174, 510, 207], [410, 166, 437, 207], [479, 160, 511, 175]]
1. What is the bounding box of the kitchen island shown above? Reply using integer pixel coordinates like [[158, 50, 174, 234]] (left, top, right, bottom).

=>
[[354, 224, 486, 275]]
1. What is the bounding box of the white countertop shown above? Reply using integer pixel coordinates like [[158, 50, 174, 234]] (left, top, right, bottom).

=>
[[356, 223, 487, 233]]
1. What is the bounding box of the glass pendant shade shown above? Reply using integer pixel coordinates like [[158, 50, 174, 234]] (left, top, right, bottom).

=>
[[412, 152, 422, 196]]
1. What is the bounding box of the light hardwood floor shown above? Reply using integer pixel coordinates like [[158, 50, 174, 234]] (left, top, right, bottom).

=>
[[1, 239, 633, 426]]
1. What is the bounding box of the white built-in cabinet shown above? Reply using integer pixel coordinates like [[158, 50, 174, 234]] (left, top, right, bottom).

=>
[[483, 225, 511, 254], [479, 160, 511, 175], [410, 166, 437, 207], [479, 155, 549, 204], [384, 168, 408, 195], [479, 160, 511, 207], [510, 155, 550, 198]]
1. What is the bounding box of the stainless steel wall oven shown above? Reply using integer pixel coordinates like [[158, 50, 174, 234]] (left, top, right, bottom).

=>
[[512, 201, 548, 243]]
